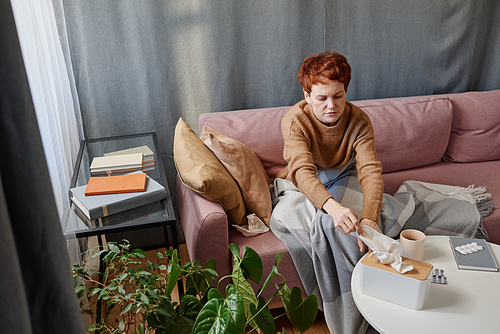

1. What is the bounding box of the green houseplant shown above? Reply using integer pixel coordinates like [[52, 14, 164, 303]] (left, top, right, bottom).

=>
[[72, 240, 318, 334]]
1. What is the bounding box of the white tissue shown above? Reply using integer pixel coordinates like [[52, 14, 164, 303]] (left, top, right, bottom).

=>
[[232, 213, 270, 237], [358, 225, 414, 274]]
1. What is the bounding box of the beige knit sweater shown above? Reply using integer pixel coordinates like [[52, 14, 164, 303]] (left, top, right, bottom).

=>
[[277, 100, 384, 223]]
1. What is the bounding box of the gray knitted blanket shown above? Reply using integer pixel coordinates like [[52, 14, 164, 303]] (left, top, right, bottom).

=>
[[270, 162, 495, 334]]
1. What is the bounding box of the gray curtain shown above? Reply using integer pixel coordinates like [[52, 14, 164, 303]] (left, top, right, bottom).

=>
[[0, 1, 85, 333], [61, 0, 500, 245], [325, 1, 500, 99]]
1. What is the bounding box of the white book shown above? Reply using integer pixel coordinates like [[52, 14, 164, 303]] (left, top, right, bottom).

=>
[[90, 153, 143, 171], [103, 145, 155, 162]]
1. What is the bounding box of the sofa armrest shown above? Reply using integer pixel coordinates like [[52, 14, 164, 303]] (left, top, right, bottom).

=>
[[175, 175, 232, 278]]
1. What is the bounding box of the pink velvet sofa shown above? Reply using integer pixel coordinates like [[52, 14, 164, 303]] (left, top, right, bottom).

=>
[[176, 90, 500, 299]]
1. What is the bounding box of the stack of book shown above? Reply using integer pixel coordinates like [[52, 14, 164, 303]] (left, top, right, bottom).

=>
[[70, 172, 166, 220], [70, 145, 164, 221], [90, 145, 156, 176]]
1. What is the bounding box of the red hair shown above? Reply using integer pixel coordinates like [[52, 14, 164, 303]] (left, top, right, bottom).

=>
[[298, 51, 352, 93]]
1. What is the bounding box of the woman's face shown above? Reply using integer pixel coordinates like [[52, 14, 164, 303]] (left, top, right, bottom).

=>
[[304, 80, 346, 126]]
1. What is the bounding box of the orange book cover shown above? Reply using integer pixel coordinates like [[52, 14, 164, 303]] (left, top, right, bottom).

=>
[[84, 173, 147, 196]]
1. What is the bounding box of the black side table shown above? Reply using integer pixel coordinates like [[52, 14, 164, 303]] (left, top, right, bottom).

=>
[[67, 132, 181, 318]]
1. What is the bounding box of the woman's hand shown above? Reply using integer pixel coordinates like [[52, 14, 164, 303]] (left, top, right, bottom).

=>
[[322, 198, 361, 235], [357, 218, 382, 252], [323, 198, 382, 253]]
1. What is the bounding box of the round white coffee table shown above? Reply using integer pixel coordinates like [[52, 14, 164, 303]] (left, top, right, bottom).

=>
[[351, 236, 500, 334]]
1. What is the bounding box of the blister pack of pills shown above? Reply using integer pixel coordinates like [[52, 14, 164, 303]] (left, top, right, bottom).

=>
[[431, 268, 447, 284], [454, 242, 484, 255]]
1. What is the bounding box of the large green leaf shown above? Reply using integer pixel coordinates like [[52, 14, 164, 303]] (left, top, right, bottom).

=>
[[179, 294, 203, 320], [165, 249, 181, 297], [240, 246, 263, 284], [225, 285, 245, 334], [249, 295, 275, 334], [228, 244, 241, 261], [289, 287, 318, 333], [231, 265, 258, 330], [192, 298, 231, 334]]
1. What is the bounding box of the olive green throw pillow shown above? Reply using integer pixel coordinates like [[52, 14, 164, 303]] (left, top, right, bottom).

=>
[[173, 118, 247, 225], [200, 125, 273, 226]]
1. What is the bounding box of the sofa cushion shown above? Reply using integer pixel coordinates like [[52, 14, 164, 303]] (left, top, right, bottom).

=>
[[200, 125, 273, 226], [199, 107, 290, 178], [173, 118, 247, 225], [444, 90, 500, 163], [353, 96, 453, 173]]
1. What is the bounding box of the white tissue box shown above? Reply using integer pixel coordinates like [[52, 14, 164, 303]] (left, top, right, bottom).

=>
[[358, 253, 433, 310]]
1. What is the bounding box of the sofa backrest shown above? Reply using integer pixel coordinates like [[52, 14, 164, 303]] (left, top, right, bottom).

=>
[[199, 89, 500, 176]]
